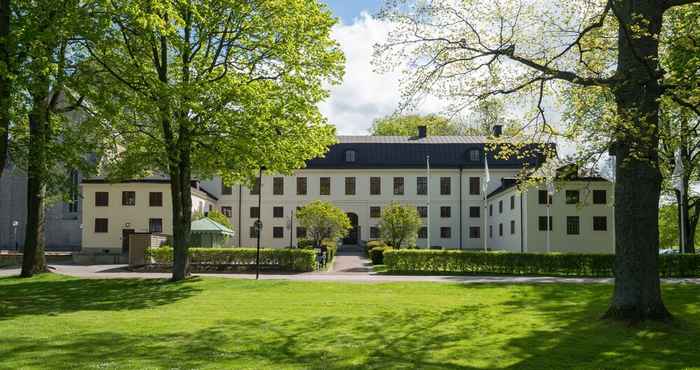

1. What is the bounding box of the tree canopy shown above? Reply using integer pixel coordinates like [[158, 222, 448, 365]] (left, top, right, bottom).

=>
[[296, 200, 351, 249], [379, 202, 422, 249], [370, 114, 460, 136]]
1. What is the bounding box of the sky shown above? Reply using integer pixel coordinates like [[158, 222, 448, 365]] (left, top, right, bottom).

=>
[[317, 0, 445, 135]]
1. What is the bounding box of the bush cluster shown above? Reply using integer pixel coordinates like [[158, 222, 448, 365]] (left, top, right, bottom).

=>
[[298, 240, 338, 261], [364, 240, 387, 256], [383, 250, 700, 277], [145, 247, 316, 272]]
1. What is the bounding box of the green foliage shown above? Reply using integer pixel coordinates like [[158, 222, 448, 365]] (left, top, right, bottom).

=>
[[145, 247, 315, 272], [369, 246, 392, 265], [383, 250, 700, 278], [364, 240, 388, 256], [296, 201, 351, 248], [192, 210, 232, 230], [378, 202, 421, 248], [298, 240, 338, 262], [370, 114, 460, 136]]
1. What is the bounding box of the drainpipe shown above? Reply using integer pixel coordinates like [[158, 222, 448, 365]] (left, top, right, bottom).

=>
[[238, 184, 242, 247], [459, 166, 463, 249], [520, 193, 524, 253]]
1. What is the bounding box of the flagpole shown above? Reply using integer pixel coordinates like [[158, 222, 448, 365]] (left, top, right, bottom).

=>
[[483, 152, 490, 252], [426, 155, 431, 249]]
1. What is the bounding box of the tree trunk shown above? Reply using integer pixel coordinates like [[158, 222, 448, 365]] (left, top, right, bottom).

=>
[[687, 198, 699, 253], [0, 0, 11, 179], [169, 139, 192, 282], [20, 93, 49, 277], [604, 0, 671, 322]]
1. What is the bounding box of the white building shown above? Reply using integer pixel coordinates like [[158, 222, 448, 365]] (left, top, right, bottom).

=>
[[80, 127, 614, 254]]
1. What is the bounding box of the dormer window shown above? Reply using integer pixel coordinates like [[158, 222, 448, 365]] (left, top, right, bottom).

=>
[[469, 149, 480, 161], [345, 149, 357, 163]]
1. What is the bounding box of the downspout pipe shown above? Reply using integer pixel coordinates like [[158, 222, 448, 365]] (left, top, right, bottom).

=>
[[238, 185, 242, 247], [459, 166, 463, 249], [520, 193, 524, 253]]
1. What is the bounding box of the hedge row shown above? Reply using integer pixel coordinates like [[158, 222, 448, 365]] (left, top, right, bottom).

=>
[[145, 247, 316, 272], [383, 250, 700, 277]]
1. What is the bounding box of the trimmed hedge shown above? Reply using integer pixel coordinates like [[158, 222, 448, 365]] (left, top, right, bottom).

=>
[[364, 240, 388, 256], [299, 240, 338, 262], [383, 250, 700, 277], [146, 247, 316, 272], [369, 246, 393, 265]]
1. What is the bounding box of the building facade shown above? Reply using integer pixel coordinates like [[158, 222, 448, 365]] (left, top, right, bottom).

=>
[[78, 131, 614, 254]]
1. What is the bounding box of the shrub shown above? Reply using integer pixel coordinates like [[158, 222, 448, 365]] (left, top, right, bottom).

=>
[[382, 250, 700, 277], [299, 240, 337, 261], [369, 246, 393, 265], [365, 240, 387, 256], [145, 247, 316, 272]]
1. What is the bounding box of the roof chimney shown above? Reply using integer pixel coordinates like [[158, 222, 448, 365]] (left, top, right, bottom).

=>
[[492, 125, 503, 137], [417, 125, 427, 138]]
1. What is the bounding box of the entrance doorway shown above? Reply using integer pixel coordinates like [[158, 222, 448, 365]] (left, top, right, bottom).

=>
[[122, 229, 135, 254], [343, 213, 359, 245]]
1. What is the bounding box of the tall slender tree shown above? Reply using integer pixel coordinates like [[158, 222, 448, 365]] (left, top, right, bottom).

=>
[[82, 0, 344, 281], [377, 0, 700, 321], [0, 0, 12, 179]]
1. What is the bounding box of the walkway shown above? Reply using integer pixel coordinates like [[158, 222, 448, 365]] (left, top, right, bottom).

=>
[[329, 245, 372, 274]]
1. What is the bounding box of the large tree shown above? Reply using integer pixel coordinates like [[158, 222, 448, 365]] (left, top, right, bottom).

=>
[[378, 202, 421, 249], [377, 0, 700, 321], [296, 200, 351, 249], [9, 0, 101, 276], [82, 0, 343, 281], [370, 114, 460, 135]]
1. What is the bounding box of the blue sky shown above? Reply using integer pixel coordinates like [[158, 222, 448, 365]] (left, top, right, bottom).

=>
[[321, 0, 382, 24]]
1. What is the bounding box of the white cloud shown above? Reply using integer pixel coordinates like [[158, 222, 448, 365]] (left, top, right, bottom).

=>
[[319, 13, 443, 135]]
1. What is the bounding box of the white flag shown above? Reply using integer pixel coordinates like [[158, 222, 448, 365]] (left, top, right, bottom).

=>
[[672, 149, 684, 192], [546, 180, 555, 196], [482, 154, 490, 194]]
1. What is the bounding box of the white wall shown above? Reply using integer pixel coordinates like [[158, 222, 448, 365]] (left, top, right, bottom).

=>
[[486, 188, 524, 252], [219, 168, 518, 249]]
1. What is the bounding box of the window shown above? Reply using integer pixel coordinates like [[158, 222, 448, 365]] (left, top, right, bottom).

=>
[[566, 190, 580, 204], [510, 220, 516, 235], [149, 218, 163, 233], [68, 170, 79, 213], [296, 227, 307, 238], [345, 177, 356, 195], [320, 177, 331, 195], [273, 226, 284, 238], [250, 206, 260, 218], [249, 226, 259, 238], [418, 227, 428, 239], [489, 225, 493, 238], [393, 177, 404, 195], [273, 206, 284, 218], [469, 206, 480, 218], [370, 226, 380, 239], [370, 177, 381, 195], [417, 206, 428, 218], [440, 227, 451, 239], [498, 223, 503, 237], [94, 218, 108, 233], [538, 190, 552, 205], [489, 204, 493, 216], [149, 192, 163, 207], [440, 206, 451, 218], [440, 177, 451, 195], [498, 200, 503, 214], [273, 177, 284, 195], [567, 216, 580, 235], [469, 177, 480, 195], [95, 192, 109, 207], [122, 191, 136, 206], [593, 190, 607, 204], [345, 149, 357, 162], [221, 179, 232, 195], [221, 207, 232, 218], [538, 216, 553, 231], [510, 195, 515, 210], [417, 177, 427, 195], [469, 226, 480, 239], [593, 216, 607, 231], [296, 177, 307, 195], [250, 178, 260, 195], [469, 149, 480, 161], [370, 206, 381, 218]]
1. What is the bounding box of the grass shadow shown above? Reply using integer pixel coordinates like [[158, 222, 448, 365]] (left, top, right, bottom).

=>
[[0, 274, 201, 321]]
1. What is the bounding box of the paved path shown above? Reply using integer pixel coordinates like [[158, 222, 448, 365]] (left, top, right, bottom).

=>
[[3, 264, 700, 284], [329, 245, 372, 274]]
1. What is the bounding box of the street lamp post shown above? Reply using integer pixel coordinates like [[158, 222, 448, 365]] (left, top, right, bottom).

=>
[[255, 167, 263, 280], [12, 221, 19, 251]]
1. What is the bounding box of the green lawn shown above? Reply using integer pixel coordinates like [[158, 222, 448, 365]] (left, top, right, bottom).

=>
[[1, 274, 699, 369]]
